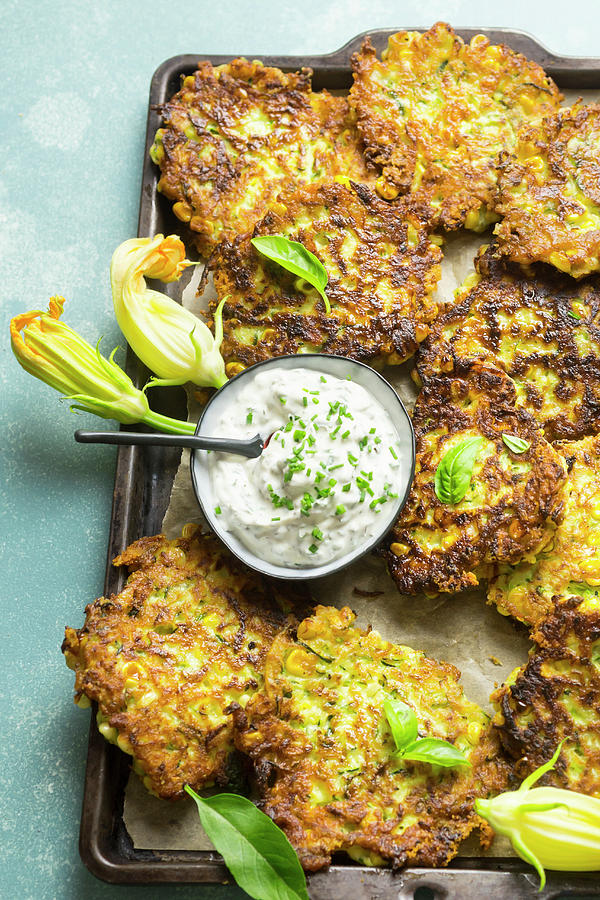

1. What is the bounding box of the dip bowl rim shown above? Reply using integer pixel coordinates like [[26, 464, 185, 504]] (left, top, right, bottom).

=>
[[189, 353, 415, 580]]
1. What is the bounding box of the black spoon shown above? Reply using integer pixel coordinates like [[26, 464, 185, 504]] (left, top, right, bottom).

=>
[[74, 429, 264, 459]]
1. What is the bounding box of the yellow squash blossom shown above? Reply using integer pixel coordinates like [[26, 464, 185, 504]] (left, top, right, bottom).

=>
[[476, 743, 600, 890], [110, 235, 227, 389], [10, 296, 195, 434]]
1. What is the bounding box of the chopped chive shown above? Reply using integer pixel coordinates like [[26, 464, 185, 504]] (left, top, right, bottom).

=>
[[309, 544, 318, 554], [279, 396, 287, 404], [320, 375, 327, 383], [341, 429, 350, 439], [214, 506, 222, 515], [313, 397, 319, 404], [348, 452, 358, 466], [246, 410, 253, 424], [369, 427, 376, 434], [303, 396, 308, 407], [374, 437, 382, 445], [312, 527, 324, 541], [308, 434, 316, 446], [358, 436, 369, 450], [271, 516, 281, 521], [389, 446, 398, 460], [328, 478, 337, 487], [328, 463, 344, 471], [342, 483, 351, 492], [335, 505, 346, 516], [331, 424, 341, 437], [293, 429, 306, 442]]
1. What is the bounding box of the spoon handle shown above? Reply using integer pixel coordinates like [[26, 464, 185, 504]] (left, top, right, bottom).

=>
[[74, 429, 264, 459]]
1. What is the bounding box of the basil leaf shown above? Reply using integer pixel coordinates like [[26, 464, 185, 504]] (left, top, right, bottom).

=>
[[501, 433, 530, 454], [384, 698, 418, 751], [185, 787, 309, 900], [400, 737, 471, 768], [251, 235, 331, 314], [434, 437, 483, 505]]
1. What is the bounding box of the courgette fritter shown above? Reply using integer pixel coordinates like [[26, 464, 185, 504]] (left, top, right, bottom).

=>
[[349, 22, 561, 230], [487, 435, 600, 627], [209, 180, 442, 375], [492, 595, 600, 796], [384, 363, 566, 595], [418, 246, 600, 441], [151, 58, 373, 257], [62, 525, 309, 799], [232, 605, 509, 871], [495, 103, 600, 277]]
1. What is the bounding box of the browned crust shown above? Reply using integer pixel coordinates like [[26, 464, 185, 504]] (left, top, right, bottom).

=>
[[418, 246, 600, 441], [153, 58, 372, 256], [349, 23, 561, 230], [383, 363, 566, 595], [62, 526, 310, 799], [209, 180, 442, 372], [232, 606, 509, 871], [495, 103, 600, 276], [492, 597, 600, 796]]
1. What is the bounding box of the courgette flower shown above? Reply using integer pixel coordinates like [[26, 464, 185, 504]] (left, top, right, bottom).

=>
[[475, 743, 600, 890], [10, 296, 195, 434], [110, 235, 227, 389]]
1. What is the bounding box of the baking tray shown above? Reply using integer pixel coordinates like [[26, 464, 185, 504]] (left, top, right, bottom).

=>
[[78, 27, 600, 897]]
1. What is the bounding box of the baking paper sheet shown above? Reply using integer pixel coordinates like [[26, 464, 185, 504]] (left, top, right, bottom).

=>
[[125, 88, 594, 855], [123, 229, 524, 857]]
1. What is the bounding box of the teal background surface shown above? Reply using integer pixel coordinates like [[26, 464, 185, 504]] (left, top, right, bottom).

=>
[[1, 2, 598, 898]]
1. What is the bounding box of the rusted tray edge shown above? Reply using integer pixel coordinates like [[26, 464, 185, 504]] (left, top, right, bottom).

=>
[[79, 29, 600, 895]]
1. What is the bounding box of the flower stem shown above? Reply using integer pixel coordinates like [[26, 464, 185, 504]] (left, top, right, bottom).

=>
[[142, 409, 196, 434]]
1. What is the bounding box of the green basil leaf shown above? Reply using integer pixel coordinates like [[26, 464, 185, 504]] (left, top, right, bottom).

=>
[[185, 787, 309, 900], [501, 433, 531, 454], [251, 235, 331, 314], [400, 738, 471, 768], [384, 698, 418, 751], [383, 700, 418, 750], [434, 437, 483, 505]]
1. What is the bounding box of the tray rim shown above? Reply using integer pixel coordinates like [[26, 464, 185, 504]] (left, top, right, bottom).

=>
[[78, 26, 600, 896]]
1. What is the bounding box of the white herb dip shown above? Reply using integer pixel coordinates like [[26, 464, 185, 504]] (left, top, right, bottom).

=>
[[207, 367, 403, 567]]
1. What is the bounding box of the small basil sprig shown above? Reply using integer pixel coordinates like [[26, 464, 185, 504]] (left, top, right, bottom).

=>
[[384, 699, 470, 769], [502, 433, 530, 454], [185, 787, 309, 900], [251, 235, 331, 314], [434, 437, 483, 505]]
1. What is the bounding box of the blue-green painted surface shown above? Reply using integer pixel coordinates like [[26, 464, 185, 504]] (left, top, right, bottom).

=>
[[1, 2, 598, 898]]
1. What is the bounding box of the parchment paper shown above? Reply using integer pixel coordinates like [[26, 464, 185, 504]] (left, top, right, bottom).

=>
[[125, 89, 593, 856]]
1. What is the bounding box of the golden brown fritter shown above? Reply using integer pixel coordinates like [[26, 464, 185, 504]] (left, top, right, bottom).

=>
[[495, 103, 600, 277], [62, 525, 310, 800], [492, 595, 600, 796], [210, 180, 442, 375], [487, 435, 600, 627], [232, 605, 508, 871], [349, 22, 561, 231], [418, 246, 600, 442], [383, 363, 566, 595], [151, 58, 373, 257]]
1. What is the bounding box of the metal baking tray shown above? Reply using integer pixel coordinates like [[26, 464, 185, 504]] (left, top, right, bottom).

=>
[[78, 28, 600, 897]]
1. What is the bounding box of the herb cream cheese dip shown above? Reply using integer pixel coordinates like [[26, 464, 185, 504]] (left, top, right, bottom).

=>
[[207, 367, 403, 567]]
